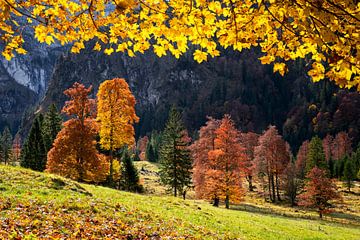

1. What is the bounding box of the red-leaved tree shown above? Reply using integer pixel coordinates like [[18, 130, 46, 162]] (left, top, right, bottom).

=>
[[47, 83, 109, 183], [299, 167, 341, 218]]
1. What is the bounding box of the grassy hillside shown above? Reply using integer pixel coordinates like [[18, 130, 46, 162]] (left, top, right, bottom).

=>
[[0, 165, 360, 239]]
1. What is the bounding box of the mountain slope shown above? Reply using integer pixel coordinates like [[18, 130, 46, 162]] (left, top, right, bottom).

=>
[[0, 165, 359, 239], [37, 44, 360, 151], [0, 64, 37, 134]]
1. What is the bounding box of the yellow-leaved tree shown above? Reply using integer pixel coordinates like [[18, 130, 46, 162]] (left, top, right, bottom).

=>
[[1, 0, 360, 89], [97, 78, 139, 186]]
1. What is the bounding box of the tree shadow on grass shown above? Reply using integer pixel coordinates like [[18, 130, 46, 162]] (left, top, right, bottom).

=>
[[231, 203, 360, 226]]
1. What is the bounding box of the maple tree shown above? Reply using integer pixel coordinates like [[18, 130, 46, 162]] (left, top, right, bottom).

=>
[[299, 167, 340, 218], [255, 125, 290, 202], [97, 78, 139, 186], [206, 115, 245, 208], [1, 0, 360, 89], [47, 83, 109, 183], [190, 117, 220, 199], [239, 132, 259, 191]]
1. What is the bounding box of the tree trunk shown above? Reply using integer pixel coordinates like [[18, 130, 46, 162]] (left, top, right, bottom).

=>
[[247, 175, 254, 191], [271, 174, 276, 202], [275, 173, 281, 201], [174, 186, 177, 197], [319, 210, 323, 219], [182, 190, 186, 200], [109, 149, 114, 188], [267, 173, 272, 202], [213, 196, 219, 207], [225, 195, 230, 209]]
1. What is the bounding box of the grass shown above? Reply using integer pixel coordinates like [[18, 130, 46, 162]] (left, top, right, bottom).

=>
[[1, 164, 360, 239]]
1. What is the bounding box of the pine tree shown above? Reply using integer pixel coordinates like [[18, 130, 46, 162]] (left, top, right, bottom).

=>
[[351, 144, 360, 179], [42, 103, 62, 151], [146, 131, 162, 162], [0, 127, 12, 165], [343, 158, 355, 192], [119, 150, 143, 192], [159, 107, 192, 199], [21, 114, 47, 171], [306, 136, 327, 174], [146, 143, 156, 162]]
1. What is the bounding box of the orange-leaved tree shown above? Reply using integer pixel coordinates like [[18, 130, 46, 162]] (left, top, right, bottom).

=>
[[206, 115, 245, 209], [97, 78, 139, 186], [190, 117, 220, 199], [47, 82, 109, 183]]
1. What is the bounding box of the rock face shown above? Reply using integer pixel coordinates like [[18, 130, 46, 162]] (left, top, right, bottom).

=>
[[0, 27, 66, 133], [40, 44, 309, 142], [0, 30, 66, 96], [0, 63, 37, 134]]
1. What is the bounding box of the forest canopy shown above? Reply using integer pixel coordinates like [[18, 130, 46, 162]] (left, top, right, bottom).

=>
[[1, 0, 359, 89]]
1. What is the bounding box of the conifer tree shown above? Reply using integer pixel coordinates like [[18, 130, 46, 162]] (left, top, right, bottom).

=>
[[119, 150, 143, 192], [159, 107, 192, 198], [350, 144, 360, 179], [343, 159, 355, 192], [0, 127, 12, 165], [146, 143, 156, 162], [21, 114, 47, 171], [306, 136, 327, 174], [42, 103, 62, 151]]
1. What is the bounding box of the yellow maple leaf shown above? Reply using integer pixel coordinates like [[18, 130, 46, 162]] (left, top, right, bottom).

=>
[[194, 50, 207, 63], [273, 63, 287, 76], [154, 45, 166, 57], [104, 48, 114, 55]]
